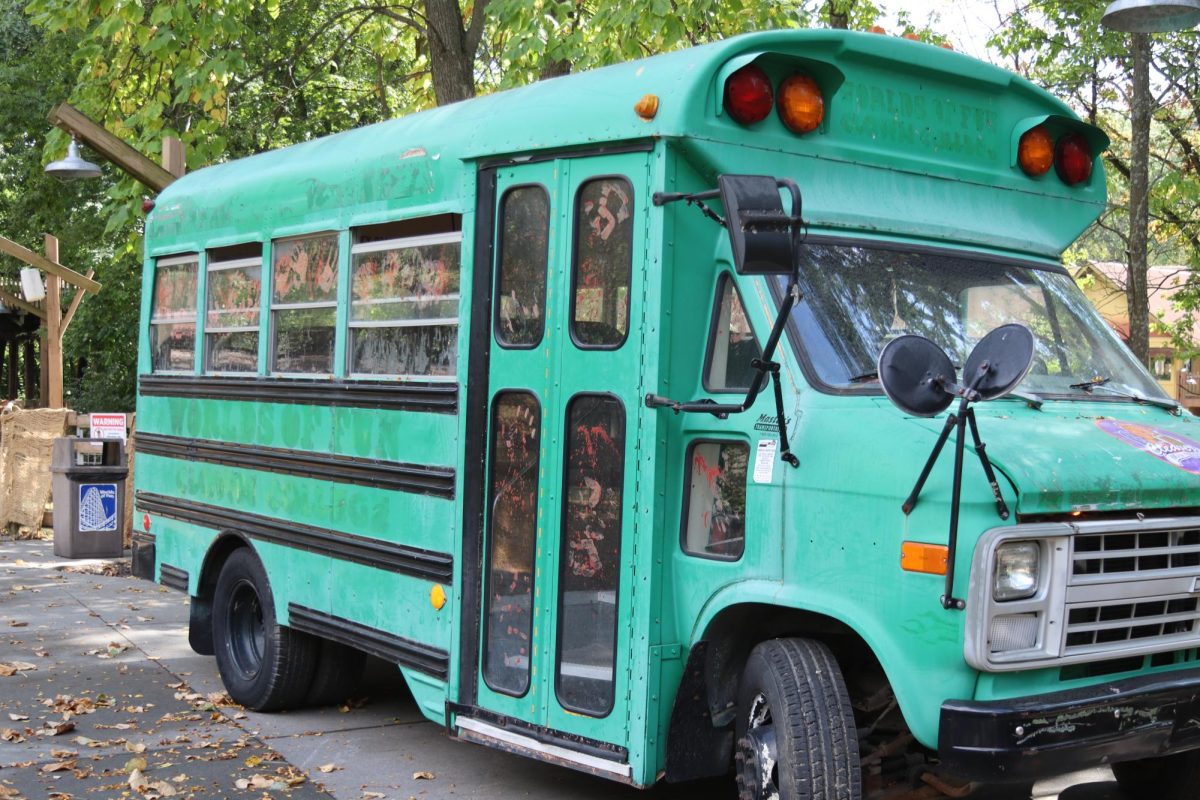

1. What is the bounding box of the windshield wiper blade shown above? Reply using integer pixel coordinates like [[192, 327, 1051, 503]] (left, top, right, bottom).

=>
[[848, 370, 878, 383], [1074, 381, 1180, 412], [1009, 389, 1044, 409], [1069, 376, 1111, 390]]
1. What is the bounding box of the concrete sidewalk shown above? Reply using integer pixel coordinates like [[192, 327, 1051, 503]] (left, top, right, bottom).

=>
[[0, 536, 1123, 800]]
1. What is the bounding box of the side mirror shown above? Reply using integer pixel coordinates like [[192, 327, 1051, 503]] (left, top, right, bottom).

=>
[[718, 174, 796, 275]]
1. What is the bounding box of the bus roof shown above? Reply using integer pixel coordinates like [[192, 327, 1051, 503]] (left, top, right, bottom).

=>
[[148, 28, 1105, 260]]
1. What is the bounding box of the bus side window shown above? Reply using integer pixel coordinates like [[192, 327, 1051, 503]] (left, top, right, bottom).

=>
[[571, 178, 634, 349], [705, 275, 761, 392], [681, 441, 748, 560], [348, 229, 462, 377], [271, 234, 339, 375], [495, 186, 549, 348], [206, 245, 262, 373], [149, 254, 199, 373]]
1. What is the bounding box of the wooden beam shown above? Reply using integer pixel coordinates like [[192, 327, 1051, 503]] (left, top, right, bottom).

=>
[[48, 103, 177, 193], [162, 136, 186, 179], [0, 235, 101, 293], [0, 288, 46, 320], [44, 235, 63, 409], [60, 268, 95, 338]]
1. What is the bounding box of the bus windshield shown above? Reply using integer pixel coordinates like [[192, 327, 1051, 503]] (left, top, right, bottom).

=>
[[782, 243, 1167, 401]]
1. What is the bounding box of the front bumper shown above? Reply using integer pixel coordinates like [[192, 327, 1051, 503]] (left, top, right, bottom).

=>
[[939, 668, 1200, 783]]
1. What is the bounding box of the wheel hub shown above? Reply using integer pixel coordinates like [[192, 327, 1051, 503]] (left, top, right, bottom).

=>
[[227, 579, 265, 679], [736, 691, 780, 800]]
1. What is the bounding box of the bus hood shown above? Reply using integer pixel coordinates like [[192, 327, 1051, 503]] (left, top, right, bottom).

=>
[[906, 402, 1200, 516]]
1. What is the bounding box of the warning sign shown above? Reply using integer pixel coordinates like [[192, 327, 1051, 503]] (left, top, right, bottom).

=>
[[78, 483, 118, 532], [89, 413, 127, 441]]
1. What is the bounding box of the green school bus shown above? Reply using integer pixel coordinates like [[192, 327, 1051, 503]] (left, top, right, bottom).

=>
[[133, 28, 1200, 800]]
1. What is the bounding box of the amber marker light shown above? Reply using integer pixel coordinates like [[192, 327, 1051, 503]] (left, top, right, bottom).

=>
[[1055, 131, 1093, 186], [1018, 126, 1055, 177], [634, 93, 659, 121], [777, 74, 825, 135], [723, 64, 773, 125], [901, 541, 949, 575]]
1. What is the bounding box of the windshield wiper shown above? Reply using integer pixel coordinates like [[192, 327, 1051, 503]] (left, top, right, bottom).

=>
[[848, 370, 878, 383], [1069, 377, 1180, 412]]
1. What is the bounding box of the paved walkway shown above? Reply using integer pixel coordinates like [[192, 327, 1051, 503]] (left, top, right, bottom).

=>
[[0, 536, 1124, 799]]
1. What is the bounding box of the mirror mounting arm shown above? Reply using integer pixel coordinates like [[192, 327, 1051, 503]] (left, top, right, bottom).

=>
[[653, 189, 725, 227]]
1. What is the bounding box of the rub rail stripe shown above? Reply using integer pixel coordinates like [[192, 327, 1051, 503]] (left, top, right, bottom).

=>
[[135, 432, 455, 499], [288, 604, 449, 680], [159, 563, 189, 592], [138, 375, 458, 414], [135, 491, 453, 583]]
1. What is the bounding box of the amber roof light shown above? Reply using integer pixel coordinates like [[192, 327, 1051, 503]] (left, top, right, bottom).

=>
[[777, 74, 825, 135], [1018, 126, 1055, 177]]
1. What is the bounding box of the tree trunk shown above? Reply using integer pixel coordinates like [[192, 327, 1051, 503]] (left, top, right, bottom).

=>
[[827, 0, 850, 29], [423, 0, 489, 106], [1126, 33, 1152, 365]]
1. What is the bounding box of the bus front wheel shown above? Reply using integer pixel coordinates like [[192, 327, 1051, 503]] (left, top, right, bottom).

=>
[[1112, 750, 1200, 800], [212, 548, 317, 711], [734, 638, 861, 800]]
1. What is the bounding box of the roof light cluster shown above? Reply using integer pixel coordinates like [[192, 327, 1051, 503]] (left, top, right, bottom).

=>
[[723, 64, 825, 135], [1018, 125, 1093, 186]]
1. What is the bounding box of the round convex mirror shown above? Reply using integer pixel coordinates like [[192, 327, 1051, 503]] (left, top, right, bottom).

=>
[[963, 323, 1035, 401], [877, 334, 956, 417]]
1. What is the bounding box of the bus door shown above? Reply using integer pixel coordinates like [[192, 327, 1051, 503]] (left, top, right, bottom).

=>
[[464, 152, 649, 770]]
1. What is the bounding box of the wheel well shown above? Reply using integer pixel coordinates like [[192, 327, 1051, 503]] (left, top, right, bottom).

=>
[[665, 603, 889, 783], [188, 532, 253, 656]]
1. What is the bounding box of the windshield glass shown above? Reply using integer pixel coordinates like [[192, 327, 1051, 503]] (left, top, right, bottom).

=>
[[781, 243, 1166, 400]]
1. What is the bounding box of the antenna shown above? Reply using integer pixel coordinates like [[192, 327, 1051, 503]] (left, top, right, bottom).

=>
[[878, 324, 1035, 611]]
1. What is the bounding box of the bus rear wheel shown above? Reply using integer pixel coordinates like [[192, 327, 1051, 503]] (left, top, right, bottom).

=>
[[734, 638, 861, 800], [1112, 750, 1200, 800], [212, 548, 317, 711]]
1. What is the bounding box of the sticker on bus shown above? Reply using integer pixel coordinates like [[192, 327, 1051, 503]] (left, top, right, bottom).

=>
[[79, 483, 119, 532]]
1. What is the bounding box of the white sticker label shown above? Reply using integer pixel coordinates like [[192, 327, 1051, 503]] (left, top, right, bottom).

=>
[[753, 439, 777, 484]]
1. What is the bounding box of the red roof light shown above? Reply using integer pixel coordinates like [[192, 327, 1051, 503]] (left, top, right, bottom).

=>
[[1055, 132, 1093, 186], [724, 64, 773, 125]]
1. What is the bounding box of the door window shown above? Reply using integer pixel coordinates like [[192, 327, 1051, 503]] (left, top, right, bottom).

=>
[[482, 392, 541, 696], [571, 178, 634, 348], [495, 186, 549, 348], [682, 441, 749, 560], [705, 275, 761, 392], [557, 394, 625, 716]]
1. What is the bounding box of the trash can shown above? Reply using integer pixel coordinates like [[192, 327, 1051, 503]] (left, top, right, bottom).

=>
[[50, 437, 128, 559]]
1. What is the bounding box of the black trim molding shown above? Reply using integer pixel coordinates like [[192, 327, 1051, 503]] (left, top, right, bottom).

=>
[[448, 703, 629, 760], [138, 374, 458, 414], [136, 432, 455, 499], [159, 563, 189, 593], [136, 491, 453, 583], [289, 604, 449, 681]]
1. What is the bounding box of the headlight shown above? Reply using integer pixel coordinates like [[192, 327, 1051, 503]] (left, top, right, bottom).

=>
[[994, 541, 1040, 601]]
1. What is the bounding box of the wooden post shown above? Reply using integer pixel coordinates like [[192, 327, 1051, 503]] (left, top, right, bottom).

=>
[[44, 234, 63, 408], [23, 338, 35, 406], [6, 340, 16, 401], [162, 136, 186, 179]]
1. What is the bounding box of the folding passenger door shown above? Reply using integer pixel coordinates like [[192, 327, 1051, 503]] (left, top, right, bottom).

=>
[[463, 151, 650, 775]]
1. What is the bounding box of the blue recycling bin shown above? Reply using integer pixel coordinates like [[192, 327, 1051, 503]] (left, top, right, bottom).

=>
[[50, 437, 128, 559]]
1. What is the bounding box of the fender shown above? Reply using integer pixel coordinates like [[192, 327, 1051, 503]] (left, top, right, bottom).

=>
[[689, 578, 979, 748], [189, 531, 255, 656]]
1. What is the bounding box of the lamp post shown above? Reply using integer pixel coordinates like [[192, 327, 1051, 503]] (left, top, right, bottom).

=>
[[1100, 0, 1199, 369]]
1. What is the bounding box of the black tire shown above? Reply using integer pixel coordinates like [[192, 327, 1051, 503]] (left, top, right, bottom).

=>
[[1112, 749, 1200, 800], [306, 639, 366, 707], [211, 548, 317, 711], [734, 638, 861, 800]]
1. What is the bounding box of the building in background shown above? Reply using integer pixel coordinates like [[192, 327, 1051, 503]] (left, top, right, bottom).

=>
[[1072, 261, 1200, 412]]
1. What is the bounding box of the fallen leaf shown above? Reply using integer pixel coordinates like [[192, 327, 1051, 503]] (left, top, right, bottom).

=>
[[317, 763, 339, 773], [125, 741, 147, 753], [7, 621, 27, 628], [39, 720, 75, 737], [7, 713, 28, 722], [361, 793, 386, 799], [1, 728, 24, 743], [0, 665, 14, 678], [413, 771, 435, 780], [0, 784, 20, 798], [129, 768, 148, 792], [41, 760, 76, 773], [146, 780, 177, 797], [125, 756, 148, 773], [50, 748, 76, 758]]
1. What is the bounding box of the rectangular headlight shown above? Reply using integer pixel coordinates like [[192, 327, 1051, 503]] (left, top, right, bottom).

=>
[[994, 541, 1040, 601]]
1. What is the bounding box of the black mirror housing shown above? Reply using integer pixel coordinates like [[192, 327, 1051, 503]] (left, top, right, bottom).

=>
[[718, 174, 795, 275]]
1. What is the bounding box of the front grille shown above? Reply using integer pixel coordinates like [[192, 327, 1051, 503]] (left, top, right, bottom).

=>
[[1072, 528, 1200, 580], [1064, 526, 1200, 658]]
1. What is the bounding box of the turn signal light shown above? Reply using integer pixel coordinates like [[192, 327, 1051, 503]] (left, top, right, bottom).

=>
[[901, 541, 948, 575], [777, 74, 824, 135], [1055, 132, 1093, 186], [1017, 126, 1054, 177], [724, 64, 773, 125]]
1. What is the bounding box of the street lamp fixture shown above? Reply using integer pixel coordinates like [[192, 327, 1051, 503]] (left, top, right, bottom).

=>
[[43, 135, 102, 182], [1102, 0, 1200, 32]]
